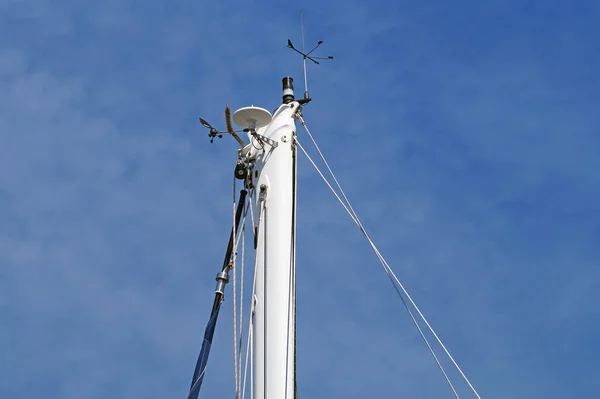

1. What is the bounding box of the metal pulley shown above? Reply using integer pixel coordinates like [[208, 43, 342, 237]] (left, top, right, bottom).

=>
[[234, 159, 247, 180]]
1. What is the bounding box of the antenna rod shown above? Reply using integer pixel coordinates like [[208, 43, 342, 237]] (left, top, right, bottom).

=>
[[300, 10, 309, 99]]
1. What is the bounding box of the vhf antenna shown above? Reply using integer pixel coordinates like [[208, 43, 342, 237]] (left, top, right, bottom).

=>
[[287, 10, 333, 104]]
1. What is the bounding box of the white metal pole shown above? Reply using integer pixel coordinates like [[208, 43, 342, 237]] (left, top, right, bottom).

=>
[[252, 85, 299, 399]]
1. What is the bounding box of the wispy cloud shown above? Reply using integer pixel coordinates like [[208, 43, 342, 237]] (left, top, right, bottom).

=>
[[1, 1, 599, 398]]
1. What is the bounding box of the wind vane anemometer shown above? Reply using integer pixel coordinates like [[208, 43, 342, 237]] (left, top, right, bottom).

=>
[[199, 104, 273, 148], [287, 10, 333, 103], [199, 105, 248, 146], [287, 39, 333, 65]]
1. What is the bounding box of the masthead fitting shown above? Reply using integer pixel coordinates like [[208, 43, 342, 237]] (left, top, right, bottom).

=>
[[282, 77, 295, 104]]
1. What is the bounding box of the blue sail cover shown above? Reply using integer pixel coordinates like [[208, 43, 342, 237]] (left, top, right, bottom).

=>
[[188, 301, 222, 399]]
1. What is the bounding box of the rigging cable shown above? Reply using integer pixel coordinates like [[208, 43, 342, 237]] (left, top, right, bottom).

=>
[[232, 177, 240, 399], [284, 130, 298, 399], [292, 131, 299, 399], [256, 191, 269, 399], [244, 186, 259, 399], [295, 139, 459, 398], [238, 192, 257, 398], [233, 190, 255, 398], [296, 117, 481, 398], [296, 116, 482, 399], [239, 197, 261, 399], [242, 198, 262, 399]]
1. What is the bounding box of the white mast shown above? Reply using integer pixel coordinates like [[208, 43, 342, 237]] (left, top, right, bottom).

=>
[[233, 77, 299, 399]]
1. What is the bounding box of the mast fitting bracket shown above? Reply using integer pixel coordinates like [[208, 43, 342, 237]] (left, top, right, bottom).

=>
[[215, 270, 230, 295], [259, 184, 268, 203], [251, 131, 279, 148]]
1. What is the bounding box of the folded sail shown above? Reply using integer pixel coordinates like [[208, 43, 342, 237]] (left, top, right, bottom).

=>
[[188, 301, 222, 399]]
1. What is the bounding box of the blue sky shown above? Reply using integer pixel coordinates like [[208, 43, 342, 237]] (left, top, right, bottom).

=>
[[1, 0, 599, 398]]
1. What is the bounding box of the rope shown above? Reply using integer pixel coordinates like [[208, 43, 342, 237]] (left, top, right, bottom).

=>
[[233, 192, 255, 398], [239, 192, 255, 396], [242, 198, 263, 399], [241, 318, 253, 399], [296, 118, 482, 399], [242, 221, 259, 399]]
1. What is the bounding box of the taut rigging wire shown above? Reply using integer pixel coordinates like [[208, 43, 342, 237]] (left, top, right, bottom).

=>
[[296, 115, 482, 399]]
